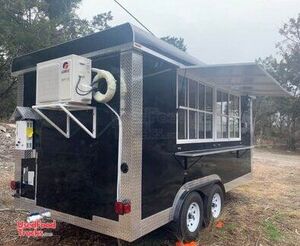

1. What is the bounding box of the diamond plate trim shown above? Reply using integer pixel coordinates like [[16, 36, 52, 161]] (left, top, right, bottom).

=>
[[15, 75, 24, 180], [17, 75, 24, 106], [141, 208, 172, 236], [14, 151, 22, 181], [117, 51, 144, 240]]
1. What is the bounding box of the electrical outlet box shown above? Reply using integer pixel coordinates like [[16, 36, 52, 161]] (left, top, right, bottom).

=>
[[36, 54, 92, 105], [15, 121, 34, 150]]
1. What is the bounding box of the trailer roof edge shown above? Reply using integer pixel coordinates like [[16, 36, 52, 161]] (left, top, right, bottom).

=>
[[11, 23, 204, 75]]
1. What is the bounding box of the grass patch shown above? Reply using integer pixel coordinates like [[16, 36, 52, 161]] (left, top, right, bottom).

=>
[[273, 212, 284, 221], [262, 220, 282, 242], [223, 222, 237, 233]]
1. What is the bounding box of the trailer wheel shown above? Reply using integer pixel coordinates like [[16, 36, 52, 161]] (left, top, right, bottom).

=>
[[177, 191, 204, 242], [204, 184, 224, 224]]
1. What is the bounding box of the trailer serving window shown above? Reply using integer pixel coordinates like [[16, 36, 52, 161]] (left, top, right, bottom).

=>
[[177, 62, 291, 144], [177, 76, 241, 143]]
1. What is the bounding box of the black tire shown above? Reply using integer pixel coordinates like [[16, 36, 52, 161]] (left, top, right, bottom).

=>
[[176, 191, 204, 242], [204, 184, 224, 225]]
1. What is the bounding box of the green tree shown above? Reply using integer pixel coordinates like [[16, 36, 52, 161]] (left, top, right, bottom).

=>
[[256, 14, 300, 150], [161, 36, 187, 51], [0, 0, 113, 118]]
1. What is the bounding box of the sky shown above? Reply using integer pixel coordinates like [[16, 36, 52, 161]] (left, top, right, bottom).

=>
[[77, 0, 299, 64]]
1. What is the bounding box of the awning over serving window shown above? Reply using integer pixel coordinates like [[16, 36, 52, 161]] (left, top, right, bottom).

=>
[[178, 63, 290, 97]]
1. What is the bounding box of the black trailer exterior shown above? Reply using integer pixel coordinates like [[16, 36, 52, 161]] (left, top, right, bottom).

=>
[[11, 23, 288, 242]]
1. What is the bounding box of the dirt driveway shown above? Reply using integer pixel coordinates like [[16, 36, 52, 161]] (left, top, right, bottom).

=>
[[0, 147, 299, 246], [199, 148, 300, 246]]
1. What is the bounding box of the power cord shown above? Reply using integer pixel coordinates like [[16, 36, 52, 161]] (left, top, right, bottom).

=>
[[75, 76, 97, 96]]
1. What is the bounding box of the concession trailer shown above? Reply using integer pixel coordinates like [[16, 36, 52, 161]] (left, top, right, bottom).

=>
[[10, 23, 289, 242]]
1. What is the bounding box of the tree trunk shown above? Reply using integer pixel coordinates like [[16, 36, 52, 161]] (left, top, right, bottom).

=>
[[287, 115, 296, 151]]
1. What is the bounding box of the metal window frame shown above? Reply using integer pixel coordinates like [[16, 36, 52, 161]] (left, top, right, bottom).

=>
[[228, 95, 241, 139], [215, 89, 242, 142], [177, 74, 215, 144], [176, 70, 243, 144]]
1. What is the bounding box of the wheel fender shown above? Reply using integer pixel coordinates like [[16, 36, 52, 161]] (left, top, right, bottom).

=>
[[171, 175, 222, 222]]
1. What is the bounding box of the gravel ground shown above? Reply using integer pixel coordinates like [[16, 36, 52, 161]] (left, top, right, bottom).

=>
[[0, 123, 15, 210], [0, 124, 299, 245]]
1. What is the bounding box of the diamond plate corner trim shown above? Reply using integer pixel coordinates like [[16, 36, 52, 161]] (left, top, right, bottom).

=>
[[118, 50, 144, 240], [15, 75, 25, 183], [17, 75, 24, 106], [14, 151, 22, 181], [140, 208, 172, 236]]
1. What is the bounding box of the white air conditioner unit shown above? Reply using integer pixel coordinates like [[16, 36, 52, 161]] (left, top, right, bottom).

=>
[[36, 54, 92, 105]]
